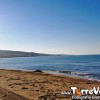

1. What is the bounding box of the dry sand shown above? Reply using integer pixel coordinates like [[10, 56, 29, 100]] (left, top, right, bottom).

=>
[[0, 69, 100, 100]]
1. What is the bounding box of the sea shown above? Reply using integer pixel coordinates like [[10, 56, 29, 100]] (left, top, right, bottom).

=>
[[0, 55, 100, 81]]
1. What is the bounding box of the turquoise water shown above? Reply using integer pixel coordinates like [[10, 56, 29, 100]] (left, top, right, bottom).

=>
[[0, 55, 100, 80]]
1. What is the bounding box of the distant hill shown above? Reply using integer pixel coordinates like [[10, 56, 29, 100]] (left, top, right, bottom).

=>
[[0, 50, 51, 58]]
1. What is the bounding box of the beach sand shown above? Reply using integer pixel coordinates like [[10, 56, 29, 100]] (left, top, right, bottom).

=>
[[0, 69, 100, 100]]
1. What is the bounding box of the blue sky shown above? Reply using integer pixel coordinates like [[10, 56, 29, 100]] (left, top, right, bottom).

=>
[[0, 0, 100, 54]]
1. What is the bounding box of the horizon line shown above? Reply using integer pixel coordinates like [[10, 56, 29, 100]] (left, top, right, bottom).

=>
[[0, 49, 100, 56]]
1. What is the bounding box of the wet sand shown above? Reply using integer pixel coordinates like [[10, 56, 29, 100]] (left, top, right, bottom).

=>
[[0, 69, 100, 100]]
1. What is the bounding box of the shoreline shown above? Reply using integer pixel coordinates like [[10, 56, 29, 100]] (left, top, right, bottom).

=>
[[44, 70, 100, 82], [0, 68, 99, 82], [0, 69, 100, 100]]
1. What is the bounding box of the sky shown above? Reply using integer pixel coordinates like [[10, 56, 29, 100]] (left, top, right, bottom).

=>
[[0, 0, 100, 54]]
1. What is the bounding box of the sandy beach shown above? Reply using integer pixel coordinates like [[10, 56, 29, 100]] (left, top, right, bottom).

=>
[[0, 69, 100, 100]]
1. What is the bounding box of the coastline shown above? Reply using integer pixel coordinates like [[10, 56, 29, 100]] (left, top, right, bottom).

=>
[[0, 69, 100, 100]]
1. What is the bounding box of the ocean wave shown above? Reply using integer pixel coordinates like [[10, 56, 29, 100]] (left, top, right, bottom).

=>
[[58, 70, 99, 80]]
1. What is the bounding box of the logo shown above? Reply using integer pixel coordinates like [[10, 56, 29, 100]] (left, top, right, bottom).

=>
[[61, 87, 100, 100]]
